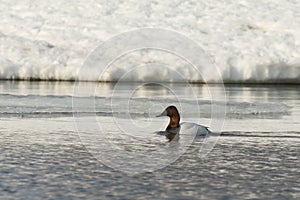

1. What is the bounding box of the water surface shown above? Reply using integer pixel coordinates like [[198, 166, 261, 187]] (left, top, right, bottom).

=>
[[0, 81, 299, 199]]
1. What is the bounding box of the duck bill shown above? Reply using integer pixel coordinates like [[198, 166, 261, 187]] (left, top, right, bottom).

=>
[[156, 110, 167, 117]]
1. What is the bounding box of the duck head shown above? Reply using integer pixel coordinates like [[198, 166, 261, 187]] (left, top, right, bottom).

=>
[[156, 105, 180, 128]]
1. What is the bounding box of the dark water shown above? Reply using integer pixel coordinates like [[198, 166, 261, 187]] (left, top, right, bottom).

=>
[[0, 81, 299, 199]]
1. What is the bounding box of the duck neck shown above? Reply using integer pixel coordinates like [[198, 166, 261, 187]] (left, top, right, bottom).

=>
[[168, 115, 180, 128]]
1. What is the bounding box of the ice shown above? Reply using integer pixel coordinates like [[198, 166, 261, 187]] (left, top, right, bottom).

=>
[[0, 0, 300, 83]]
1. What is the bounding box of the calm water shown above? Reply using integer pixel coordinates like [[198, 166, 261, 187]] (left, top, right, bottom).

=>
[[0, 81, 299, 199]]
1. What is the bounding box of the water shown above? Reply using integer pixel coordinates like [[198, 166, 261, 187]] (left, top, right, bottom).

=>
[[0, 81, 299, 199]]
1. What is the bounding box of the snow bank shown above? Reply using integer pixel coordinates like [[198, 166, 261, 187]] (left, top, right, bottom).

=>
[[0, 0, 300, 83]]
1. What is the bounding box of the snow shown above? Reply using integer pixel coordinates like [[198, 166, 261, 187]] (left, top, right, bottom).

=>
[[0, 0, 300, 83]]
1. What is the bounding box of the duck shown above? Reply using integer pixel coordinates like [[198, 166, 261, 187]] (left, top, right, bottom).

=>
[[156, 105, 210, 141]]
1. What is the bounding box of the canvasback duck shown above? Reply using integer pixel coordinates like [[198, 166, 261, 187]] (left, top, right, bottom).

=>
[[156, 105, 210, 141]]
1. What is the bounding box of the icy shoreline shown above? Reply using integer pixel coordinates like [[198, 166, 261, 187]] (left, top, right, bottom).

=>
[[0, 0, 300, 83]]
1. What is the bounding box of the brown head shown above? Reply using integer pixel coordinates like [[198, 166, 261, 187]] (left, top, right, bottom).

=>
[[156, 105, 180, 128]]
